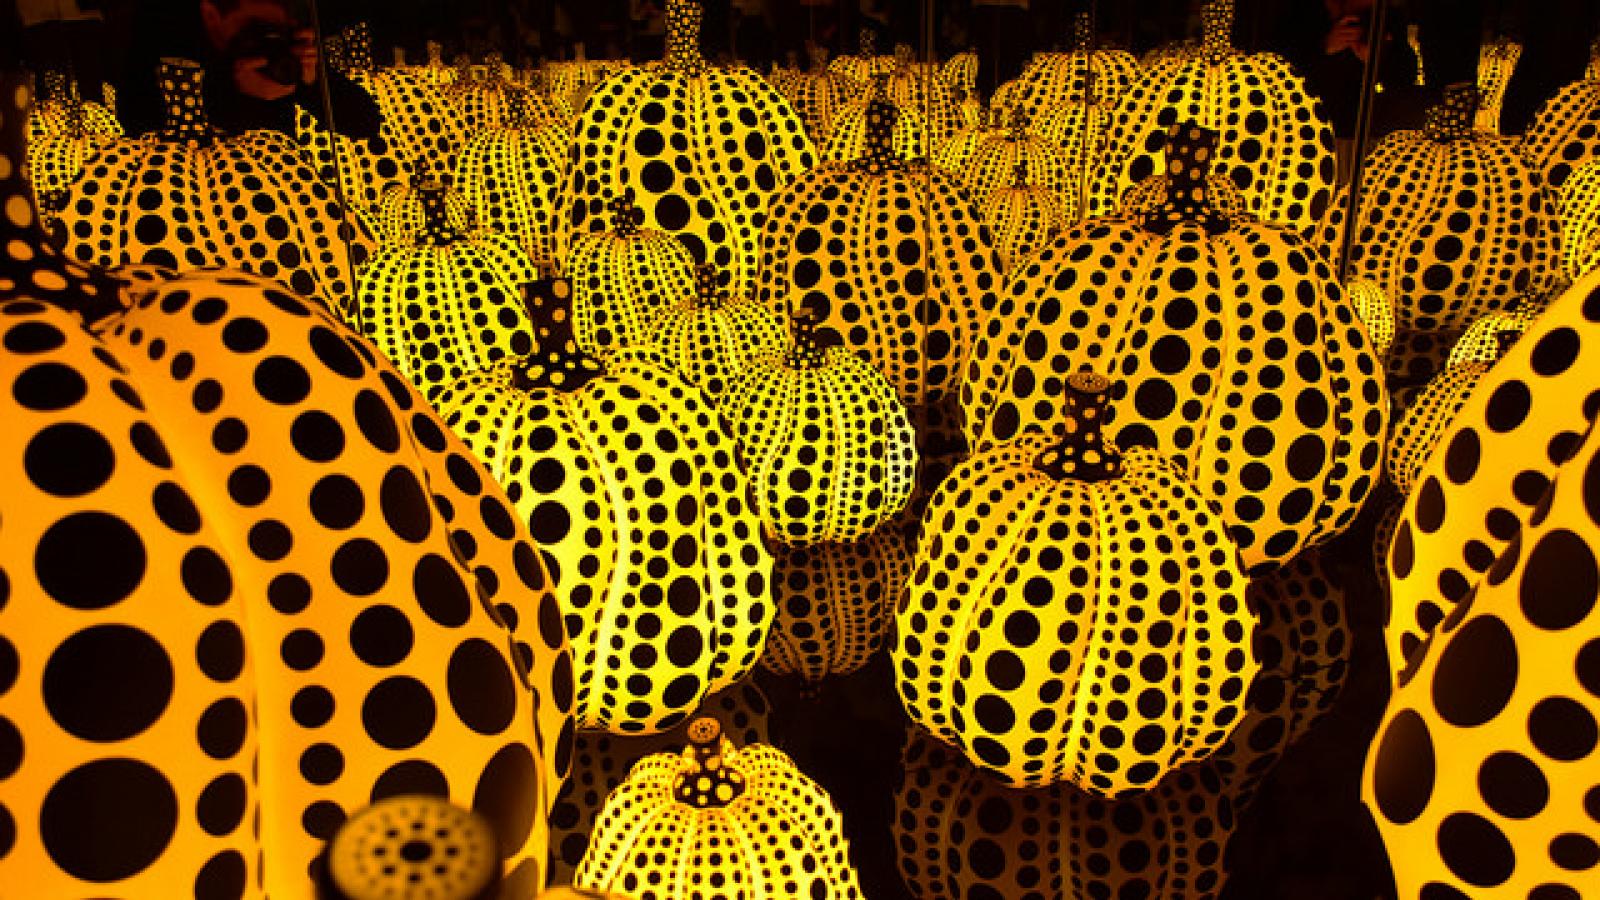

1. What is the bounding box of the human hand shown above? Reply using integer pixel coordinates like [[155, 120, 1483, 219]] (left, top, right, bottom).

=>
[[234, 56, 298, 100], [294, 28, 319, 85], [1326, 15, 1366, 57]]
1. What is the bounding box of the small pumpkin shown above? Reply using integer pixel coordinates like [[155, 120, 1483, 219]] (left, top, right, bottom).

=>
[[567, 195, 696, 355], [781, 45, 860, 148], [979, 157, 1067, 271], [934, 108, 1070, 212], [644, 264, 786, 398], [1560, 156, 1600, 282], [762, 526, 914, 686], [454, 90, 568, 272], [757, 98, 1003, 407], [576, 717, 865, 899], [829, 27, 897, 84], [721, 313, 919, 545], [24, 77, 117, 222], [374, 177, 475, 245], [355, 183, 536, 401], [823, 72, 928, 163], [27, 69, 120, 140], [895, 373, 1256, 793], [432, 277, 774, 733], [1346, 278, 1397, 360], [1005, 12, 1139, 120], [339, 25, 472, 183]]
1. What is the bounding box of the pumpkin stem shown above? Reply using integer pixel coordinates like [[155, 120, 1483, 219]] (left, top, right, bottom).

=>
[[1034, 372, 1124, 482], [691, 264, 726, 310], [0, 68, 129, 324], [786, 312, 831, 369], [427, 40, 443, 67], [852, 95, 902, 174], [1006, 105, 1030, 139], [674, 717, 747, 809], [807, 43, 829, 73], [859, 26, 877, 59], [415, 182, 463, 246], [1200, 0, 1235, 60], [1423, 84, 1479, 142], [157, 58, 218, 143], [663, 0, 708, 74], [1010, 156, 1030, 189], [1072, 11, 1094, 53], [512, 274, 605, 392], [39, 69, 68, 104], [1141, 121, 1230, 236], [608, 193, 642, 236], [342, 23, 375, 74]]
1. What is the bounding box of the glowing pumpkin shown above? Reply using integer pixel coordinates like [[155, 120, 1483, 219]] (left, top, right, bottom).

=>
[[829, 27, 896, 83], [373, 177, 475, 245], [1007, 12, 1138, 119], [1365, 345, 1600, 898], [896, 372, 1255, 793], [934, 108, 1070, 212], [447, 55, 555, 132], [27, 69, 120, 140], [454, 92, 568, 272], [1384, 271, 1600, 682], [981, 157, 1067, 272], [432, 277, 774, 733], [567, 195, 696, 355], [24, 78, 116, 223], [1318, 85, 1559, 335], [1089, 0, 1337, 234], [355, 183, 536, 401], [756, 98, 1003, 408], [548, 684, 771, 885], [762, 526, 914, 686], [58, 59, 358, 316], [963, 123, 1387, 572], [344, 32, 471, 184], [824, 72, 929, 162], [644, 264, 786, 398], [894, 548, 1349, 900], [1561, 156, 1600, 282], [292, 103, 412, 243], [1523, 70, 1600, 205], [576, 717, 865, 898], [781, 45, 860, 148], [721, 313, 919, 545], [0, 74, 574, 897], [1346, 278, 1396, 360], [562, 0, 815, 295]]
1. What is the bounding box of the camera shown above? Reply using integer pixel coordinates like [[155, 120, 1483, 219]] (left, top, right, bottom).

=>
[[229, 20, 303, 87]]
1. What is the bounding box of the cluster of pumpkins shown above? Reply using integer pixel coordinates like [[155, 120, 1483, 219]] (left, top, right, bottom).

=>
[[6, 0, 1600, 896]]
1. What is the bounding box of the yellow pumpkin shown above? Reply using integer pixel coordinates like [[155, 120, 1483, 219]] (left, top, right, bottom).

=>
[[762, 527, 914, 685], [454, 93, 568, 272], [1384, 271, 1600, 683], [354, 183, 536, 401], [1523, 69, 1600, 207], [566, 196, 696, 356], [0, 73, 574, 896], [934, 108, 1070, 212], [963, 123, 1388, 573], [27, 69, 120, 140], [1090, 0, 1336, 234], [644, 264, 786, 399], [576, 718, 865, 898], [781, 46, 860, 148], [1347, 278, 1397, 360], [24, 78, 116, 224], [342, 28, 471, 184], [896, 372, 1255, 793], [721, 313, 919, 545], [1561, 156, 1600, 283], [823, 72, 929, 163], [1006, 12, 1139, 119], [979, 157, 1067, 272], [432, 277, 774, 733], [829, 27, 897, 83]]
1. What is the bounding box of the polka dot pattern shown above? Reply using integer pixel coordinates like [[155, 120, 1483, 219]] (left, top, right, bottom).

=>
[[575, 722, 864, 899], [935, 110, 1072, 215], [644, 265, 786, 399], [292, 102, 411, 245], [567, 196, 697, 356], [963, 126, 1387, 572], [1317, 85, 1560, 335], [990, 13, 1139, 124], [1560, 157, 1600, 283], [1522, 72, 1600, 210], [980, 158, 1068, 274], [454, 102, 568, 273], [561, 0, 816, 296], [433, 279, 773, 732], [58, 60, 358, 317], [1474, 38, 1522, 135], [778, 47, 859, 149], [1385, 271, 1600, 682], [346, 50, 470, 185], [895, 383, 1256, 793], [1367, 369, 1600, 897], [721, 315, 919, 545], [762, 526, 914, 685], [1089, 0, 1336, 234]]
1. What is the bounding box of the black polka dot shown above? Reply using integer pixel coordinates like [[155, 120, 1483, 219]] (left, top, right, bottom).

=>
[[182, 547, 233, 607], [380, 466, 433, 543], [291, 685, 336, 728], [25, 423, 114, 497], [1528, 696, 1598, 761], [350, 604, 414, 667], [290, 411, 345, 463], [34, 512, 145, 610], [12, 362, 87, 411], [253, 356, 311, 405], [1432, 616, 1518, 727], [371, 759, 450, 800], [268, 573, 312, 614], [1521, 529, 1598, 630], [197, 697, 248, 759], [1437, 812, 1515, 887], [310, 474, 365, 530], [414, 554, 471, 627], [362, 676, 436, 749], [332, 538, 389, 596], [355, 389, 401, 453], [196, 620, 245, 682], [448, 638, 517, 736], [40, 759, 177, 881], [194, 849, 247, 900], [196, 774, 248, 836], [1478, 751, 1548, 819], [1372, 709, 1435, 825], [473, 742, 536, 860]]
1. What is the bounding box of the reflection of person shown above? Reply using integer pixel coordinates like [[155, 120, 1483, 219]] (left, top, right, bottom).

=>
[[115, 0, 381, 139], [1274, 0, 1419, 139]]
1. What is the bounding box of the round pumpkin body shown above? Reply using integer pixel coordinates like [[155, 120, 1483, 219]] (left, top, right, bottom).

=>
[[455, 112, 568, 272], [762, 527, 914, 685], [721, 317, 920, 545], [981, 161, 1068, 272], [1365, 373, 1600, 899], [896, 378, 1256, 794], [562, 0, 816, 294], [575, 720, 865, 899], [1523, 72, 1600, 204], [823, 89, 928, 162], [963, 126, 1387, 573], [548, 684, 771, 885], [1384, 270, 1600, 682], [374, 180, 475, 245], [58, 60, 357, 316], [935, 112, 1070, 212], [1561, 156, 1600, 282], [1006, 14, 1139, 119], [347, 60, 471, 184], [1089, 0, 1336, 233], [0, 75, 575, 894], [355, 187, 537, 402], [1319, 86, 1559, 334], [644, 267, 786, 398], [756, 101, 1003, 407], [567, 199, 697, 355], [293, 104, 412, 243], [28, 71, 121, 140], [433, 297, 774, 734], [782, 48, 860, 148]]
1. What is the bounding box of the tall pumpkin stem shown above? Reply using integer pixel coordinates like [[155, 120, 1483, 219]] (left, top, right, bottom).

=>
[[157, 58, 217, 143], [513, 273, 605, 392], [858, 26, 877, 59], [807, 44, 829, 73], [343, 22, 375, 74], [691, 264, 725, 310], [1010, 156, 1030, 189], [415, 182, 463, 246], [674, 718, 747, 809], [1072, 11, 1094, 53], [427, 40, 443, 67], [785, 313, 831, 370], [852, 96, 901, 174], [1201, 0, 1235, 60], [1141, 121, 1230, 236], [1034, 372, 1124, 482], [663, 0, 708, 74], [609, 193, 642, 236], [1423, 84, 1479, 142]]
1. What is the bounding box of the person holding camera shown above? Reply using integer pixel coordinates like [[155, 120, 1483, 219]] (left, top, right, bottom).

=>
[[114, 0, 381, 139]]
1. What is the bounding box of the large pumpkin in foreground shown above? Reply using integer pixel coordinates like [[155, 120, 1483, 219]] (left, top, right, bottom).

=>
[[963, 124, 1387, 573], [434, 278, 774, 734], [0, 72, 574, 897], [562, 0, 815, 294], [576, 718, 865, 898], [897, 373, 1256, 793]]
